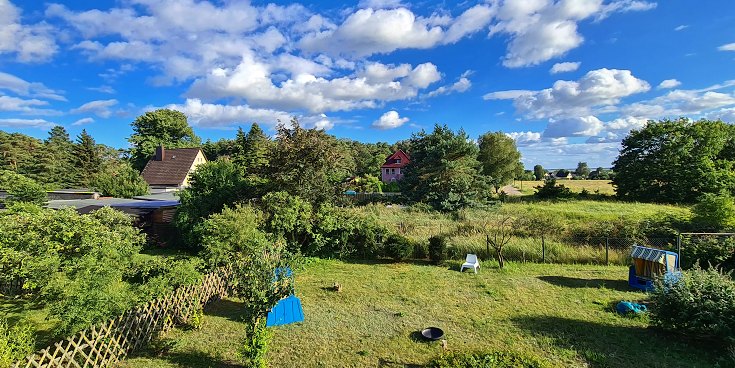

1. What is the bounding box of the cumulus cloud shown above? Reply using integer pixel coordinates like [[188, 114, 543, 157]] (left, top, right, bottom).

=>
[[0, 118, 55, 129], [372, 110, 409, 129], [657, 79, 681, 89], [426, 76, 472, 98], [0, 0, 57, 62], [70, 99, 118, 118], [489, 0, 656, 68], [357, 0, 405, 9], [543, 116, 604, 138], [622, 82, 735, 118], [718, 43, 735, 52], [165, 98, 292, 128], [506, 131, 541, 146], [486, 68, 650, 119], [550, 62, 581, 74]]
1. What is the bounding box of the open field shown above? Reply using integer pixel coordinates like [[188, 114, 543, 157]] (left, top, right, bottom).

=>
[[513, 180, 616, 196], [120, 259, 721, 368]]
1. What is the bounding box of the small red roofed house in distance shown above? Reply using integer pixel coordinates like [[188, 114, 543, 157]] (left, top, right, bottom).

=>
[[381, 149, 410, 183]]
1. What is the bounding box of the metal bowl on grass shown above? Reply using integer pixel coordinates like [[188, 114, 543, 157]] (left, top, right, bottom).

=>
[[421, 327, 444, 341]]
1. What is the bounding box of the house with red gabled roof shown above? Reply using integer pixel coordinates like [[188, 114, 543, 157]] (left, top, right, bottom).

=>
[[381, 150, 410, 183], [141, 146, 207, 190]]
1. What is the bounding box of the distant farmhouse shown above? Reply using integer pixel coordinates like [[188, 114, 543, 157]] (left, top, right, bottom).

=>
[[141, 146, 207, 190], [381, 150, 410, 183]]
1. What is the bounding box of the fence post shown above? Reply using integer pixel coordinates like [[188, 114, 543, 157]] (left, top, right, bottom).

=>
[[676, 233, 682, 269], [541, 233, 545, 263], [605, 237, 609, 265]]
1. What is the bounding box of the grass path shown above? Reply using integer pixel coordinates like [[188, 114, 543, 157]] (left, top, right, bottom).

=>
[[121, 260, 721, 368]]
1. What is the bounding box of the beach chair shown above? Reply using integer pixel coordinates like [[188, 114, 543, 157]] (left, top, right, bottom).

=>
[[460, 254, 480, 273]]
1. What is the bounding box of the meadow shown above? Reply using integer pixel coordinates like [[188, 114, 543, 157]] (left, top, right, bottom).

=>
[[120, 259, 721, 368], [513, 180, 616, 195]]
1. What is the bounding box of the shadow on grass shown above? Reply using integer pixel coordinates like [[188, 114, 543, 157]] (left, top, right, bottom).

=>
[[160, 350, 244, 368], [342, 258, 436, 267], [537, 276, 631, 292], [513, 316, 718, 368], [202, 299, 246, 322]]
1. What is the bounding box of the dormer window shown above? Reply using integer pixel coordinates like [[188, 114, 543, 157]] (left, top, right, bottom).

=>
[[395, 158, 401, 164]]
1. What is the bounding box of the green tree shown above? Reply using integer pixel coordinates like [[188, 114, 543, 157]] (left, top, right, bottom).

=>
[[613, 118, 735, 203], [235, 123, 273, 177], [477, 132, 522, 193], [73, 130, 103, 186], [128, 109, 201, 170], [90, 161, 149, 198], [0, 170, 46, 205], [401, 125, 488, 211], [692, 192, 735, 231], [533, 164, 545, 181], [351, 141, 393, 177], [575, 162, 590, 178], [269, 120, 354, 204], [201, 138, 236, 161], [34, 126, 78, 188], [0, 131, 43, 175]]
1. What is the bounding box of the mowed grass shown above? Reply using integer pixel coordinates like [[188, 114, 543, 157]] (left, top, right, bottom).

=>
[[514, 180, 616, 195], [0, 297, 58, 349], [121, 259, 721, 368]]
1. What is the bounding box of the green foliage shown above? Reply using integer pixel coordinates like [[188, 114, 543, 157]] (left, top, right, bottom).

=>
[[351, 141, 393, 177], [201, 138, 236, 161], [402, 125, 488, 211], [90, 161, 149, 198], [533, 165, 545, 181], [0, 317, 35, 367], [650, 267, 735, 344], [428, 351, 548, 368], [239, 318, 271, 368], [0, 131, 43, 176], [127, 256, 204, 301], [269, 120, 355, 204], [73, 130, 103, 187], [575, 162, 590, 178], [0, 170, 46, 206], [682, 236, 735, 271], [175, 159, 251, 248], [260, 191, 313, 253], [346, 174, 383, 193], [233, 123, 273, 179], [429, 235, 448, 264], [128, 109, 201, 171], [383, 181, 401, 193], [477, 132, 522, 193], [692, 192, 735, 231], [613, 118, 735, 203], [383, 234, 414, 261], [197, 205, 269, 268], [33, 126, 78, 188], [533, 177, 573, 199]]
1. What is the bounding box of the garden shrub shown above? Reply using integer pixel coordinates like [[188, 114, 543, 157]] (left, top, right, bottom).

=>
[[383, 234, 414, 261], [0, 317, 35, 367], [681, 236, 735, 271], [650, 266, 735, 344], [429, 235, 448, 264], [428, 351, 548, 368], [533, 177, 573, 199], [0, 170, 46, 206], [413, 241, 429, 259], [692, 192, 735, 231]]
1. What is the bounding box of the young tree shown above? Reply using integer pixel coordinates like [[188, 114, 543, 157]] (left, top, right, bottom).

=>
[[477, 132, 522, 193], [73, 130, 103, 186], [269, 120, 355, 204], [128, 109, 201, 170], [575, 162, 590, 178], [33, 126, 78, 188], [0, 170, 46, 205], [235, 123, 273, 177], [533, 164, 545, 181], [401, 125, 488, 211], [613, 118, 735, 203], [481, 215, 515, 269]]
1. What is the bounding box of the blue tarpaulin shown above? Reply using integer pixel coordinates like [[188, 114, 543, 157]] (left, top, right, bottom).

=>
[[266, 267, 304, 327]]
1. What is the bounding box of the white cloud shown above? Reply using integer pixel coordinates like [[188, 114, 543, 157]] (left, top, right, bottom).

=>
[[0, 72, 65, 101], [490, 0, 656, 68], [0, 118, 55, 129], [372, 110, 409, 129], [72, 117, 95, 126], [0, 0, 57, 62], [543, 116, 604, 138], [657, 79, 681, 89], [0, 95, 59, 115], [427, 77, 472, 98], [443, 4, 495, 44], [518, 139, 622, 168], [705, 108, 735, 123], [674, 25, 688, 31], [550, 62, 581, 74], [622, 82, 735, 118], [506, 131, 541, 146], [357, 0, 405, 9], [70, 99, 118, 118], [165, 98, 292, 128], [718, 43, 735, 52], [487, 68, 650, 119], [87, 85, 116, 94]]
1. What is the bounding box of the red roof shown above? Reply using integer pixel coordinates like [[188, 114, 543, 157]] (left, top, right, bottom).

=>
[[381, 149, 410, 169]]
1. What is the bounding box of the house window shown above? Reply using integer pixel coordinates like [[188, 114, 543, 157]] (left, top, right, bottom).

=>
[[395, 158, 401, 164], [391, 168, 396, 174]]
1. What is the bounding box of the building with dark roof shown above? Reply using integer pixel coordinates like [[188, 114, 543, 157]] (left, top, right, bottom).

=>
[[381, 149, 410, 183], [141, 146, 207, 190]]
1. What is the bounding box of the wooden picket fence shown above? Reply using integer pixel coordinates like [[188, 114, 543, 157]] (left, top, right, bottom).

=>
[[13, 268, 234, 368]]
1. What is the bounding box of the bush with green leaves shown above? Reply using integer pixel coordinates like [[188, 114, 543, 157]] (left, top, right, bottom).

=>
[[429, 235, 448, 264], [0, 317, 35, 367], [682, 236, 735, 271], [428, 351, 549, 368], [90, 161, 149, 198], [260, 191, 313, 253], [383, 234, 414, 261], [0, 170, 46, 206], [533, 177, 573, 199], [692, 192, 735, 231], [650, 266, 735, 344]]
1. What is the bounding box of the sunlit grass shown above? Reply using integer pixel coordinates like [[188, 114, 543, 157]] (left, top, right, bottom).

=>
[[513, 180, 616, 195]]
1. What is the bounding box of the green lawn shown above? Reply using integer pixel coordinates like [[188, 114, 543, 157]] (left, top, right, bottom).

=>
[[120, 259, 722, 368], [514, 180, 616, 196]]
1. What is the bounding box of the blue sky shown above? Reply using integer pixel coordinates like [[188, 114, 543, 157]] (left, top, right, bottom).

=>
[[1, 0, 734, 168]]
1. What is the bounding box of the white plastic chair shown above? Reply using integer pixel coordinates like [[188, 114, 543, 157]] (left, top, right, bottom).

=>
[[460, 254, 480, 273]]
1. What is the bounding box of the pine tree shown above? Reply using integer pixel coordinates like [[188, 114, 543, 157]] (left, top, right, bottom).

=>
[[33, 126, 78, 188], [73, 130, 103, 187], [235, 123, 272, 176]]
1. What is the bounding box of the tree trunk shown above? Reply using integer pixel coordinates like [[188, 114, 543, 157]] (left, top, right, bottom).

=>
[[497, 250, 504, 269], [486, 234, 490, 258]]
